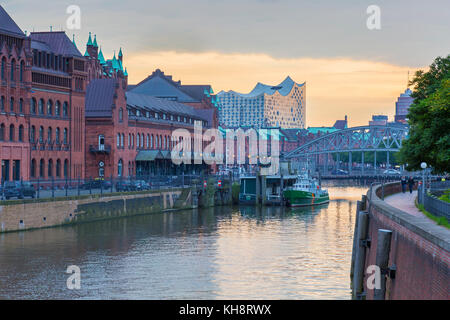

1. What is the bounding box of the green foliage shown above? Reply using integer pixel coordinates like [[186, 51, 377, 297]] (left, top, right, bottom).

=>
[[417, 203, 450, 229], [232, 182, 240, 204], [398, 55, 450, 173], [438, 189, 450, 203]]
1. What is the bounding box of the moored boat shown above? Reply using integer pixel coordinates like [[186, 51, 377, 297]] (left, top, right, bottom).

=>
[[283, 174, 329, 207]]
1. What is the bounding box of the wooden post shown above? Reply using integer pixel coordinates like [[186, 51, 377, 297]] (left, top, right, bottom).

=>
[[353, 211, 369, 300], [255, 168, 261, 206], [374, 229, 392, 300], [261, 175, 267, 206], [280, 174, 284, 206], [350, 200, 363, 284]]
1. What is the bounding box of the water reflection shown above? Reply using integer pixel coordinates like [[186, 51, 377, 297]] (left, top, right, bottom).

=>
[[0, 181, 365, 300]]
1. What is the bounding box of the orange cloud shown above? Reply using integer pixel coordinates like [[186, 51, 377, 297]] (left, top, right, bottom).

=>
[[125, 51, 423, 127]]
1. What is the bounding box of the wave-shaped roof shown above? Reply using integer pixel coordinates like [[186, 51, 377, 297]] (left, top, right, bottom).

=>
[[218, 76, 304, 98]]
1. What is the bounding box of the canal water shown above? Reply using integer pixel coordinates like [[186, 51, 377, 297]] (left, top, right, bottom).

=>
[[0, 181, 369, 299]]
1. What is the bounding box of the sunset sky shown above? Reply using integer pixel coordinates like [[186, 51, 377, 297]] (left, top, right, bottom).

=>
[[4, 0, 449, 127]]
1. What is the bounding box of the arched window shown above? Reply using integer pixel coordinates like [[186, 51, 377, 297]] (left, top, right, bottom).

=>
[[20, 60, 24, 82], [10, 97, 14, 112], [19, 99, 23, 113], [31, 159, 36, 178], [63, 102, 68, 117], [18, 125, 24, 142], [30, 126, 36, 142], [10, 59, 15, 81], [119, 108, 123, 122], [121, 133, 124, 147], [30, 98, 36, 114], [117, 133, 120, 147], [118, 159, 123, 177], [0, 123, 4, 141], [64, 159, 69, 177], [151, 134, 154, 149], [55, 127, 60, 144], [132, 134, 134, 148], [48, 159, 53, 177], [0, 57, 5, 80], [39, 126, 44, 143], [63, 128, 68, 144], [47, 127, 52, 143], [39, 159, 45, 178], [56, 159, 61, 177], [38, 99, 44, 115], [136, 134, 140, 149], [156, 135, 159, 149], [141, 134, 144, 148], [9, 124, 14, 141], [47, 100, 53, 116], [55, 101, 61, 116], [146, 134, 149, 149]]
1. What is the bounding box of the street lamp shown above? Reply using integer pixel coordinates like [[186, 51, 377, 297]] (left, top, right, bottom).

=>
[[421, 162, 427, 202]]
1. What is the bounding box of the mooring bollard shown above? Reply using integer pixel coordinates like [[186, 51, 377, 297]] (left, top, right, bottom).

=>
[[374, 229, 393, 300], [353, 211, 369, 300]]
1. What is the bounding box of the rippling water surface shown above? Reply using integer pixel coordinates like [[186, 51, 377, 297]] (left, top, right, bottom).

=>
[[0, 181, 368, 299]]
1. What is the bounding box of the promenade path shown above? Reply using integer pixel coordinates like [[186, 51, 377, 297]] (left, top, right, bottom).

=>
[[384, 190, 423, 217]]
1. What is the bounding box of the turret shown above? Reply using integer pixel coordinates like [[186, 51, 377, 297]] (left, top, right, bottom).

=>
[[86, 32, 98, 60]]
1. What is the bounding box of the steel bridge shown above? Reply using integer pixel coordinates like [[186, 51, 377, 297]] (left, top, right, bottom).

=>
[[284, 125, 409, 174]]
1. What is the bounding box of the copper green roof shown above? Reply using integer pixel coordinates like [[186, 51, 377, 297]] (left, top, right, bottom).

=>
[[124, 68, 128, 76], [118, 47, 123, 57], [98, 47, 106, 64], [93, 34, 98, 48], [84, 48, 90, 57], [87, 32, 93, 46], [72, 34, 77, 49]]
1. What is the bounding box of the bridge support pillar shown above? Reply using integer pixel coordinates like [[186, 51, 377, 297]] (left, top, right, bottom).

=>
[[374, 151, 377, 174], [387, 151, 390, 169], [325, 153, 329, 174], [361, 152, 365, 175], [348, 152, 352, 174], [336, 153, 340, 171]]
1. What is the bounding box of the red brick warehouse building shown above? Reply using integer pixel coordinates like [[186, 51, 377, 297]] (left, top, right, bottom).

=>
[[0, 6, 87, 181], [85, 67, 217, 179]]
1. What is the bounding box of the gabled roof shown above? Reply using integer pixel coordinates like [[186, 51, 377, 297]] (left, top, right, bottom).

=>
[[30, 31, 82, 57], [180, 85, 213, 101], [126, 92, 211, 124], [85, 79, 117, 118], [129, 69, 197, 103], [0, 5, 24, 37]]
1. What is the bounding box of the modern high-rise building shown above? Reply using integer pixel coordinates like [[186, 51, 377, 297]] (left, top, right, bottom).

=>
[[217, 76, 306, 129], [394, 88, 414, 123]]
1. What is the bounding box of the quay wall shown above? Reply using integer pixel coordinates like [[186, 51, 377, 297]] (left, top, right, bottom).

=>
[[357, 182, 450, 299], [0, 188, 193, 233]]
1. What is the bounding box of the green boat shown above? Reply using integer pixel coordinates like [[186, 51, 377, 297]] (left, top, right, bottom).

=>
[[283, 175, 329, 207]]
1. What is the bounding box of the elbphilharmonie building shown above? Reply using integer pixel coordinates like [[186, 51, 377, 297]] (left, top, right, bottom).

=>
[[217, 76, 306, 129]]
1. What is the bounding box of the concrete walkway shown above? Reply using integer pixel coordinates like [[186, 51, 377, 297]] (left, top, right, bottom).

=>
[[384, 190, 423, 217]]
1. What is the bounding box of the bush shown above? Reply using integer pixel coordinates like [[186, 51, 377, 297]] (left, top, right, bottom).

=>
[[438, 189, 450, 203]]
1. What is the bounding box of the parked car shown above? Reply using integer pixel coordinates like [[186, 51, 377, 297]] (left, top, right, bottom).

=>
[[383, 169, 401, 175], [331, 169, 349, 175], [116, 181, 135, 192], [3, 181, 36, 200], [133, 180, 150, 190], [80, 179, 112, 190]]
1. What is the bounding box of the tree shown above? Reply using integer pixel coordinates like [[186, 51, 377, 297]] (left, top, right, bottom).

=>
[[398, 55, 450, 173]]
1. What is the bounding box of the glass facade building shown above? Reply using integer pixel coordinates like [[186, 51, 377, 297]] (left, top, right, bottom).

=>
[[217, 76, 306, 129]]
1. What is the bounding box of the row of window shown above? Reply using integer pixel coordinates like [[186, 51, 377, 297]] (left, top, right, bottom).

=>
[[128, 107, 207, 127], [30, 98, 69, 117], [115, 132, 172, 150], [32, 50, 69, 73], [30, 158, 69, 178], [30, 126, 68, 144], [0, 96, 70, 116], [0, 56, 25, 82]]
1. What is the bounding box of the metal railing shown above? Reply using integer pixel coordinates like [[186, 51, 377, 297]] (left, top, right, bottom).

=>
[[0, 173, 233, 202]]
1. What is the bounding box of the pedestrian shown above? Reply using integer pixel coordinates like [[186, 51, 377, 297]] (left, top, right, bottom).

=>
[[401, 176, 407, 193], [408, 176, 415, 194]]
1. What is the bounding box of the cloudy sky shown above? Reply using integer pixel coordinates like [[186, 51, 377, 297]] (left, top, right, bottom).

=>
[[3, 0, 450, 127]]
